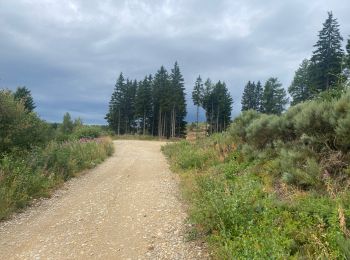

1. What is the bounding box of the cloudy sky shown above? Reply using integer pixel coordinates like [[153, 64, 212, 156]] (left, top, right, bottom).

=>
[[1, 0, 350, 124]]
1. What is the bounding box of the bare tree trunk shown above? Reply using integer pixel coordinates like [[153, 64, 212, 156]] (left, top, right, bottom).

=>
[[163, 113, 166, 138], [211, 102, 214, 134], [216, 106, 219, 133], [196, 105, 199, 139], [174, 109, 176, 138], [171, 105, 175, 138], [151, 107, 155, 136], [117, 108, 120, 136], [143, 111, 146, 135], [158, 108, 162, 138]]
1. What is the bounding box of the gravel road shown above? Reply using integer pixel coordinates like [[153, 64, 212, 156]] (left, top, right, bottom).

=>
[[0, 140, 207, 259]]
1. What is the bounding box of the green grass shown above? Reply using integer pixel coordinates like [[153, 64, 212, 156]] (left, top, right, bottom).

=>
[[0, 137, 114, 220]]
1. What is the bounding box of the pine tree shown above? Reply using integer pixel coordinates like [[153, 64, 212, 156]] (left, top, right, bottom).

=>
[[261, 78, 289, 115], [170, 62, 187, 138], [241, 81, 255, 111], [346, 37, 350, 70], [202, 78, 215, 134], [192, 75, 203, 130], [311, 12, 344, 91], [13, 86, 36, 112], [115, 78, 137, 134], [135, 76, 153, 135], [105, 73, 125, 135], [213, 81, 232, 131], [200, 79, 232, 133], [241, 81, 263, 112], [289, 59, 314, 105], [153, 66, 170, 138], [255, 81, 263, 112]]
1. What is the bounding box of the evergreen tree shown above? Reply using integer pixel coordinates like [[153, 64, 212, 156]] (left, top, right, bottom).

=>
[[152, 66, 170, 138], [213, 81, 232, 132], [202, 78, 215, 134], [241, 81, 255, 111], [255, 81, 263, 112], [170, 62, 187, 138], [200, 79, 232, 133], [289, 59, 314, 105], [346, 37, 350, 70], [105, 73, 125, 135], [241, 81, 263, 112], [311, 12, 344, 91], [135, 76, 153, 135], [192, 75, 203, 130], [261, 78, 289, 115], [13, 86, 36, 112]]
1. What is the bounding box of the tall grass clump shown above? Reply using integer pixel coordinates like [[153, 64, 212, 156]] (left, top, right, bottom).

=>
[[163, 90, 350, 258], [0, 137, 114, 220]]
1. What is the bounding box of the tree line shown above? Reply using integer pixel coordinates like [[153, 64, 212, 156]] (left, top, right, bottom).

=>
[[192, 76, 233, 134], [241, 12, 350, 112], [106, 62, 187, 138]]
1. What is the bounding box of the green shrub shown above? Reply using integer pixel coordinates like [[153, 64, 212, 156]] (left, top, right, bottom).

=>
[[162, 90, 350, 259], [293, 100, 335, 148], [334, 91, 350, 151], [0, 90, 52, 153], [73, 126, 103, 139], [270, 148, 322, 189], [245, 114, 282, 149], [229, 110, 261, 142]]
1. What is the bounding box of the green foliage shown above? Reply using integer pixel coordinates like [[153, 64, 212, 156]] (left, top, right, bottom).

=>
[[229, 110, 261, 142], [261, 77, 289, 114], [13, 86, 36, 112], [346, 37, 350, 70], [0, 90, 52, 153], [61, 112, 74, 135], [289, 59, 314, 105], [311, 12, 344, 91], [0, 138, 114, 220], [73, 126, 103, 139], [293, 100, 335, 146], [274, 148, 322, 188], [163, 141, 218, 170], [163, 139, 350, 258], [135, 76, 153, 135], [334, 91, 350, 151], [288, 13, 346, 107], [246, 114, 282, 149], [163, 89, 350, 258], [106, 63, 188, 138], [241, 81, 262, 111]]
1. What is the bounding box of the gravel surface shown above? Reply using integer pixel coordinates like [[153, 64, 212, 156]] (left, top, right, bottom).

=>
[[0, 140, 208, 259]]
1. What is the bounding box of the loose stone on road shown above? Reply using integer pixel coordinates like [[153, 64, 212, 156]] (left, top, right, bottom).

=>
[[0, 140, 207, 259]]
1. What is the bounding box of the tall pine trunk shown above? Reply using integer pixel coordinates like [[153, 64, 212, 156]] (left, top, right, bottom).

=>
[[117, 108, 120, 136], [143, 111, 146, 135], [196, 105, 199, 139], [158, 108, 162, 138]]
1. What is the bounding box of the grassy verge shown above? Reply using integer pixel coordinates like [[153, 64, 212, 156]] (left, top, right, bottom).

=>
[[0, 137, 114, 220], [163, 91, 350, 258]]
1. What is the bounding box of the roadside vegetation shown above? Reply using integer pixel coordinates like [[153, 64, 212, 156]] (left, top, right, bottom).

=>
[[164, 12, 350, 258], [0, 89, 114, 220], [163, 89, 350, 258]]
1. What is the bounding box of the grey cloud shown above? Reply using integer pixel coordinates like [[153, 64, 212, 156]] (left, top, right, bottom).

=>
[[1, 0, 350, 124]]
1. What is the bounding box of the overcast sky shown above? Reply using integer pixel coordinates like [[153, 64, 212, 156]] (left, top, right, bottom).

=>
[[1, 0, 350, 124]]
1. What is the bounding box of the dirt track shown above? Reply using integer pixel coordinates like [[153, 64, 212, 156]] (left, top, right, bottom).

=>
[[0, 140, 207, 259]]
